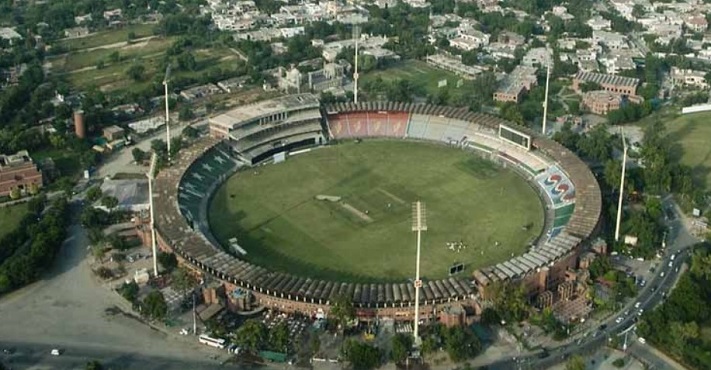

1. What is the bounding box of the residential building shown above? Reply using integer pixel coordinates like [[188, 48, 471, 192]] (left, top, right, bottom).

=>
[[572, 71, 639, 95], [522, 47, 552, 67], [307, 62, 348, 92], [426, 54, 485, 80], [685, 15, 708, 33], [64, 27, 89, 38], [587, 15, 611, 31], [0, 27, 22, 44], [493, 65, 538, 103], [0, 150, 43, 197], [671, 67, 709, 89], [103, 8, 123, 21], [180, 84, 224, 101], [103, 125, 125, 141], [592, 30, 628, 49]]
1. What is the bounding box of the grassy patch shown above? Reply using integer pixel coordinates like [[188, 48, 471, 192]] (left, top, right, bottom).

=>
[[0, 203, 29, 240], [361, 60, 477, 100], [665, 111, 711, 188], [209, 140, 544, 282], [57, 23, 156, 51]]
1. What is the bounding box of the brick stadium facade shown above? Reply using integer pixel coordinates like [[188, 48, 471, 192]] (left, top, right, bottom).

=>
[[0, 150, 43, 197], [153, 97, 601, 322]]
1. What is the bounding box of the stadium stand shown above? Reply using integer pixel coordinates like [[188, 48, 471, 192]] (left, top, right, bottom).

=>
[[153, 97, 602, 319], [209, 94, 325, 165], [326, 111, 411, 139]]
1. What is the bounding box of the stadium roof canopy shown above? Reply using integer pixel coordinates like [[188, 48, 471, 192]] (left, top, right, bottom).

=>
[[210, 93, 320, 131]]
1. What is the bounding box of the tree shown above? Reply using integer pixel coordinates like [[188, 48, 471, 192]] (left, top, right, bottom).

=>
[[309, 335, 321, 355], [142, 290, 168, 320], [126, 64, 146, 81], [101, 195, 119, 213], [181, 126, 199, 139], [179, 104, 194, 121], [390, 333, 413, 364], [9, 188, 20, 200], [86, 186, 103, 203], [342, 339, 382, 370], [330, 294, 355, 331], [566, 355, 585, 370], [269, 321, 290, 352], [85, 360, 103, 370], [91, 244, 106, 263], [132, 147, 146, 164], [235, 319, 267, 352], [443, 326, 481, 362], [118, 280, 140, 303], [488, 281, 528, 323], [28, 183, 39, 196], [171, 267, 197, 296], [158, 252, 178, 273]]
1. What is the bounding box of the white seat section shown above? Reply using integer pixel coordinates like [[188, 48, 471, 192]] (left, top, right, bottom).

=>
[[407, 114, 430, 139], [424, 116, 450, 142], [441, 119, 469, 142]]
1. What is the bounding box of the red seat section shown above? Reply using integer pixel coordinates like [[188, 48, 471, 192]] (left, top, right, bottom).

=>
[[328, 111, 411, 139]]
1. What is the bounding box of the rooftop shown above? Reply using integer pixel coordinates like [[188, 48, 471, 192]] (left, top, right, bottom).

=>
[[0, 150, 33, 168], [574, 71, 639, 87], [210, 93, 320, 130]]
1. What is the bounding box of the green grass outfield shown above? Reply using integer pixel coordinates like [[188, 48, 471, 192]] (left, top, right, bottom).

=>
[[209, 140, 544, 282], [0, 203, 28, 240], [666, 111, 711, 188]]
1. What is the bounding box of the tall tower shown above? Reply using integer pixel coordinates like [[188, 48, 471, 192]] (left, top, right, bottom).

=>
[[147, 153, 159, 276], [353, 25, 360, 104], [411, 201, 427, 347], [73, 110, 86, 139], [542, 61, 551, 136], [614, 130, 628, 242], [163, 65, 172, 161]]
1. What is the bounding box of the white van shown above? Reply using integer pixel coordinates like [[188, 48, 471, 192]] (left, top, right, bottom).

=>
[[50, 349, 61, 356], [638, 337, 646, 344]]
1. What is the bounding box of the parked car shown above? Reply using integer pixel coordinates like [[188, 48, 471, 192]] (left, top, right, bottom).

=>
[[50, 349, 61, 356]]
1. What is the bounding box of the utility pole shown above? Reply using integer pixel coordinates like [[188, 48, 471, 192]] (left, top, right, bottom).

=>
[[411, 201, 427, 347], [614, 129, 628, 242], [163, 65, 172, 162]]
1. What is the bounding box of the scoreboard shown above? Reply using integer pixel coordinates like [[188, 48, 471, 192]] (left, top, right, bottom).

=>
[[498, 124, 531, 151]]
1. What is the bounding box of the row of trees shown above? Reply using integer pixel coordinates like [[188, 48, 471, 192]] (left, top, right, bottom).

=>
[[0, 196, 70, 294]]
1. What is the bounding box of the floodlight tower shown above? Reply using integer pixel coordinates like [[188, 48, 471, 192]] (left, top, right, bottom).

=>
[[353, 25, 360, 104], [147, 152, 159, 276], [542, 60, 551, 136], [614, 130, 628, 242], [411, 201, 428, 347], [163, 64, 172, 162]]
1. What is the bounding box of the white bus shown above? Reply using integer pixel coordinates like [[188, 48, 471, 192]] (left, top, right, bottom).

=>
[[198, 334, 226, 349]]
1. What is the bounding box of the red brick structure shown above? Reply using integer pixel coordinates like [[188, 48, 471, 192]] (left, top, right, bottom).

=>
[[0, 150, 43, 197]]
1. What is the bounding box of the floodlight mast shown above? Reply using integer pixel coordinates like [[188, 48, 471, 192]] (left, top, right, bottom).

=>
[[614, 129, 628, 242], [147, 153, 159, 276], [542, 61, 551, 135], [353, 25, 360, 104], [411, 201, 427, 347], [163, 65, 172, 162]]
